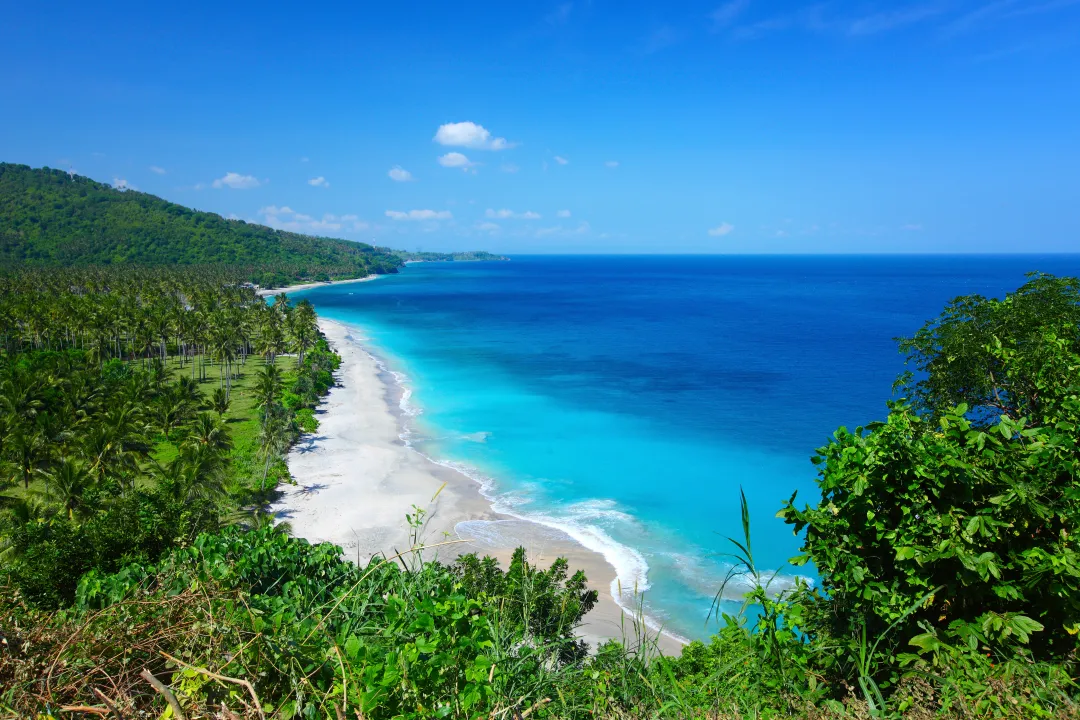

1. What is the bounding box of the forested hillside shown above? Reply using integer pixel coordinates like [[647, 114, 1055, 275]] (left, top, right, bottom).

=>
[[0, 164, 403, 286]]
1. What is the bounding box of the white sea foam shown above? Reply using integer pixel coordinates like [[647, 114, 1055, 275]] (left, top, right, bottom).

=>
[[666, 550, 815, 603]]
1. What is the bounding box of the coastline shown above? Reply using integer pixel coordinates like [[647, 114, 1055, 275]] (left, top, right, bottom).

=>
[[256, 274, 378, 297], [271, 317, 686, 655]]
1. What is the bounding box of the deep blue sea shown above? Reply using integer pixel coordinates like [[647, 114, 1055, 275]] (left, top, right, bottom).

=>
[[293, 255, 1080, 640]]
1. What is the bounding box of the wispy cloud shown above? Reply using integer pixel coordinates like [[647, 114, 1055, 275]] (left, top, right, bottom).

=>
[[557, 209, 572, 218], [605, 160, 620, 168], [708, 222, 735, 236], [388, 166, 414, 182], [943, 0, 1017, 35], [501, 163, 520, 173], [554, 155, 570, 165], [486, 208, 541, 219], [434, 121, 515, 150], [476, 221, 502, 233], [259, 205, 367, 233], [386, 209, 453, 220], [149, 165, 166, 175], [212, 172, 260, 189], [710, 0, 750, 29], [944, 0, 1080, 36], [848, 5, 944, 35], [536, 221, 591, 237], [112, 178, 136, 191], [308, 176, 329, 188], [733, 0, 1077, 41], [731, 3, 943, 39], [731, 5, 828, 39]]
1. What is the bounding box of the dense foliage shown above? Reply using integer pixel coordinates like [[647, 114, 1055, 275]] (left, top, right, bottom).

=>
[[0, 163, 403, 286], [0, 267, 337, 607], [3, 267, 1080, 718], [780, 273, 1080, 704]]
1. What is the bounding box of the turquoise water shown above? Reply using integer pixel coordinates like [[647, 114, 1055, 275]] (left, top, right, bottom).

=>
[[294, 255, 1080, 640]]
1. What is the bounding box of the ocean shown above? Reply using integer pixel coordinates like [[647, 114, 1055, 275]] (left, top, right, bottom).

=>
[[292, 255, 1080, 641]]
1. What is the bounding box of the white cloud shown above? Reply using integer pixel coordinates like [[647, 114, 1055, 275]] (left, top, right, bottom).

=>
[[386, 209, 453, 221], [258, 205, 366, 233], [708, 222, 735, 236], [259, 205, 294, 215], [112, 178, 135, 191], [388, 166, 414, 182], [475, 221, 501, 233], [849, 6, 943, 36], [438, 152, 476, 169], [605, 160, 620, 168], [710, 0, 749, 29], [536, 221, 591, 237], [434, 121, 514, 150], [557, 209, 571, 218], [308, 176, 330, 188], [149, 165, 166, 175], [554, 156, 569, 165], [486, 208, 541, 220], [212, 172, 260, 189]]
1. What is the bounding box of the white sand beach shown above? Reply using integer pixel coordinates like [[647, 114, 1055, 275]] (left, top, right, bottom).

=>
[[256, 274, 378, 297], [271, 318, 686, 654]]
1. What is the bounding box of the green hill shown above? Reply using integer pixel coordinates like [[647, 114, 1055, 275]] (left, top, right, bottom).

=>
[[0, 163, 404, 286]]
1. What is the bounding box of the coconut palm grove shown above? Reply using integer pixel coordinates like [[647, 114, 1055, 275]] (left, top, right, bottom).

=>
[[1, 165, 1080, 718]]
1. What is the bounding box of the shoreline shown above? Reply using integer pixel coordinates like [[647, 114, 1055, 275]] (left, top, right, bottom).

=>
[[271, 317, 686, 655], [256, 274, 379, 297]]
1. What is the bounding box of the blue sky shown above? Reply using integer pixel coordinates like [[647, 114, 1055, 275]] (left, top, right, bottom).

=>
[[2, 1, 1078, 253]]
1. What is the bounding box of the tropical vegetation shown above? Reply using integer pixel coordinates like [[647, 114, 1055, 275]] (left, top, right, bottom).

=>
[[2, 268, 1079, 719]]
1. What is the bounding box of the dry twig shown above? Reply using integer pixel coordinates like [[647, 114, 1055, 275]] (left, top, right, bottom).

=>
[[140, 667, 186, 720], [160, 651, 265, 720]]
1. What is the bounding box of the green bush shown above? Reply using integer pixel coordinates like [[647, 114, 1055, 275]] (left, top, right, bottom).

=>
[[782, 275, 1080, 686], [294, 407, 318, 433]]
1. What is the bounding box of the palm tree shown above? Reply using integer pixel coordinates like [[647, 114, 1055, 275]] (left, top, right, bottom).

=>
[[289, 300, 318, 368], [257, 315, 287, 365], [7, 426, 47, 489], [253, 364, 283, 417], [154, 386, 192, 441], [35, 458, 95, 521], [83, 405, 152, 488], [207, 387, 230, 417], [183, 412, 233, 458], [257, 408, 292, 492], [0, 368, 44, 420], [211, 326, 239, 401]]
